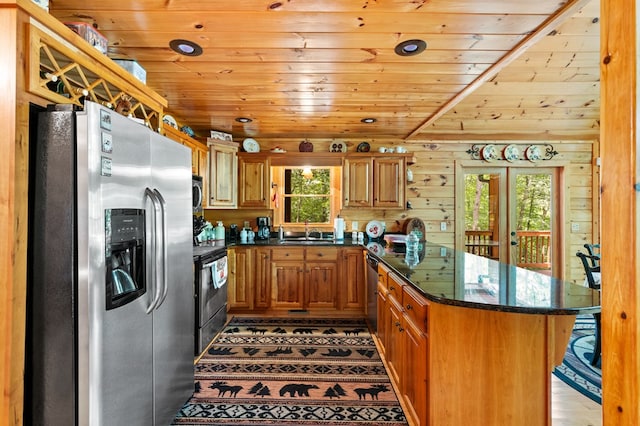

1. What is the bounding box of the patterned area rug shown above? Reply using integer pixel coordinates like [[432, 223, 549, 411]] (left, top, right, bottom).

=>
[[172, 317, 407, 425], [553, 315, 602, 404]]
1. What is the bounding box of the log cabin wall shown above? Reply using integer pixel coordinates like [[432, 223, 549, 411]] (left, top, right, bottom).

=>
[[204, 137, 598, 285]]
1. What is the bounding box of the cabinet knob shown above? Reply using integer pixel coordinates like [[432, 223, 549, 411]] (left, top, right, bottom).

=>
[[389, 285, 395, 291], [406, 304, 413, 310]]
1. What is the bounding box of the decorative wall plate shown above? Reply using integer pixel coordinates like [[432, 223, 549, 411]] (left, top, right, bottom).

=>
[[356, 142, 371, 152], [242, 138, 260, 152], [525, 145, 542, 162], [162, 114, 178, 129], [330, 141, 347, 152], [481, 144, 498, 161], [365, 220, 385, 239], [503, 144, 520, 162]]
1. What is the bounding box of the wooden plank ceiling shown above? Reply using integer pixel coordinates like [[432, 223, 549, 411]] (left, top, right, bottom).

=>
[[49, 0, 600, 141]]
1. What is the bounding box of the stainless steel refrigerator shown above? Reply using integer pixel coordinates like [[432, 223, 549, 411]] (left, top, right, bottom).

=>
[[26, 101, 194, 425]]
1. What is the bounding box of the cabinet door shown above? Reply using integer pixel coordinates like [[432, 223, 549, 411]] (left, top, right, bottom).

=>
[[197, 148, 209, 207], [238, 156, 269, 208], [227, 247, 253, 310], [343, 157, 372, 207], [376, 284, 389, 358], [306, 262, 338, 310], [374, 157, 405, 208], [209, 143, 237, 208], [254, 248, 271, 308], [403, 316, 428, 426], [340, 248, 365, 311], [386, 296, 404, 385], [271, 261, 305, 310]]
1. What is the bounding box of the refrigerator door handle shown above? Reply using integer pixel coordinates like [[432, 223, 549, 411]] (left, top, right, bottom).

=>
[[154, 188, 169, 309], [145, 188, 163, 314]]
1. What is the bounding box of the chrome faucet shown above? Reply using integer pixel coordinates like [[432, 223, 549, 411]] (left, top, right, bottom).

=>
[[304, 220, 310, 239]]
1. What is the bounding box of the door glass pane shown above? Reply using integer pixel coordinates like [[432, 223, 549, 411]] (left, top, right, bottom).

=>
[[512, 172, 552, 272], [464, 173, 500, 260]]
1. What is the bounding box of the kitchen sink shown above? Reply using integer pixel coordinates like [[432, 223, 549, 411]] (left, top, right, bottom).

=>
[[278, 237, 335, 245]]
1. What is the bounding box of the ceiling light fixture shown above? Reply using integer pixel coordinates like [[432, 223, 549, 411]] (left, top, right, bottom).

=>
[[394, 39, 427, 56], [169, 39, 203, 57], [361, 118, 377, 124], [235, 117, 252, 123]]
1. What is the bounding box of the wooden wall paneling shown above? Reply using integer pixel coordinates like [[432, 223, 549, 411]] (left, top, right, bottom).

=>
[[600, 0, 640, 423]]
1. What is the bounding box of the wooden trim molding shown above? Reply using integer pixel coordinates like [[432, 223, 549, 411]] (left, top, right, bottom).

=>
[[1, 3, 19, 425], [600, 0, 640, 424]]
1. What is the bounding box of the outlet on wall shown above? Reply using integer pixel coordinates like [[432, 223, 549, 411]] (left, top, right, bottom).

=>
[[440, 222, 447, 231], [571, 222, 580, 232], [440, 247, 447, 257]]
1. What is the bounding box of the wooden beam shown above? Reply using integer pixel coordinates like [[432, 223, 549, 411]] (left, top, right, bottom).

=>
[[405, 0, 594, 140], [600, 0, 640, 424]]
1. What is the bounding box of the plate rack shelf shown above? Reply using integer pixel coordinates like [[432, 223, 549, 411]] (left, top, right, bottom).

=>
[[27, 19, 166, 130]]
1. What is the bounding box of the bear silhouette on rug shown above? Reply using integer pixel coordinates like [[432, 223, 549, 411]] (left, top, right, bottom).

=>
[[279, 383, 320, 397]]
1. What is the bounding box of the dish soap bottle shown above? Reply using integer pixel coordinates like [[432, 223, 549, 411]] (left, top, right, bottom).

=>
[[215, 221, 225, 241]]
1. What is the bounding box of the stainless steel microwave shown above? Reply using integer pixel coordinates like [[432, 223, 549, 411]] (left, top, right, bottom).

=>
[[192, 175, 203, 214]]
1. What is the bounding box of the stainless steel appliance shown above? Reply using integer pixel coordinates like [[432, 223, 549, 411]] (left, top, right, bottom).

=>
[[26, 102, 194, 426], [256, 216, 271, 240], [192, 175, 203, 215], [366, 253, 379, 331], [193, 246, 228, 355]]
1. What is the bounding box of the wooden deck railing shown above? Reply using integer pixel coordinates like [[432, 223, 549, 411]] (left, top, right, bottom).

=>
[[465, 230, 551, 269]]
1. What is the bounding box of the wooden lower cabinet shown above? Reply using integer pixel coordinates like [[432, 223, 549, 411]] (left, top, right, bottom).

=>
[[377, 267, 428, 426], [271, 260, 305, 310], [377, 272, 575, 426], [340, 247, 366, 311], [227, 245, 365, 317], [227, 247, 253, 310], [306, 261, 338, 309], [254, 248, 271, 308], [271, 247, 338, 311]]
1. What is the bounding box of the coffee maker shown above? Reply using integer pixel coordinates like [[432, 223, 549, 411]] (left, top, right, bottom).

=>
[[256, 216, 271, 240]]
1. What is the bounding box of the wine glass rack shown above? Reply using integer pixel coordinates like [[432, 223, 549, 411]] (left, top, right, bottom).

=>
[[27, 23, 166, 130]]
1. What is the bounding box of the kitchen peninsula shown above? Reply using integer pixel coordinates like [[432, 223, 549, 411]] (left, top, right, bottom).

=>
[[371, 242, 600, 426]]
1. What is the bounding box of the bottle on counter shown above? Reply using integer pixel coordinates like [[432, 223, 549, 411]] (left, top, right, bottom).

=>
[[278, 224, 284, 241], [405, 231, 420, 266], [240, 228, 248, 244], [215, 221, 225, 240]]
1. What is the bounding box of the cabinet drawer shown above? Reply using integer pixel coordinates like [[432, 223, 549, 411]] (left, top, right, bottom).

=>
[[403, 285, 429, 333], [306, 247, 338, 261], [387, 272, 405, 303], [271, 248, 304, 261]]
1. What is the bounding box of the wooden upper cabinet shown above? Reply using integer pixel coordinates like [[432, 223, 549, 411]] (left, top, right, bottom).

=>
[[208, 139, 238, 209], [343, 157, 373, 207], [238, 153, 270, 208], [343, 155, 406, 209], [374, 157, 405, 208]]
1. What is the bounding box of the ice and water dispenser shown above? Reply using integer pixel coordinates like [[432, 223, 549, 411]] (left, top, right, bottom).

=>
[[105, 209, 146, 310]]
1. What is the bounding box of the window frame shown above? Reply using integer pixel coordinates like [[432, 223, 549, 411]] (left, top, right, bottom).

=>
[[271, 165, 342, 229]]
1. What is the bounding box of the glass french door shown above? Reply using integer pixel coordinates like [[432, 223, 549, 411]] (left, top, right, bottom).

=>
[[460, 166, 560, 275]]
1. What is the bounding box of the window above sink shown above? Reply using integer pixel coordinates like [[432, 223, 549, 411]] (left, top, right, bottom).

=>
[[271, 166, 342, 229]]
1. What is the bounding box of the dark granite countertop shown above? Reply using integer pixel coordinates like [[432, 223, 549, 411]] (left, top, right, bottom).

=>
[[369, 242, 601, 315]]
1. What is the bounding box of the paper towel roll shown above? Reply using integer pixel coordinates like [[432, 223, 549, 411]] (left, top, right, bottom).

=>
[[334, 218, 345, 240]]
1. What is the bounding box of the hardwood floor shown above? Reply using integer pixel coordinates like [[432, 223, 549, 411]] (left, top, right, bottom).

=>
[[552, 375, 602, 426]]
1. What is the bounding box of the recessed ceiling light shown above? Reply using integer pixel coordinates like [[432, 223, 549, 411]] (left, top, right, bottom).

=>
[[361, 118, 377, 124], [169, 39, 203, 56], [394, 39, 427, 56], [235, 117, 252, 123]]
